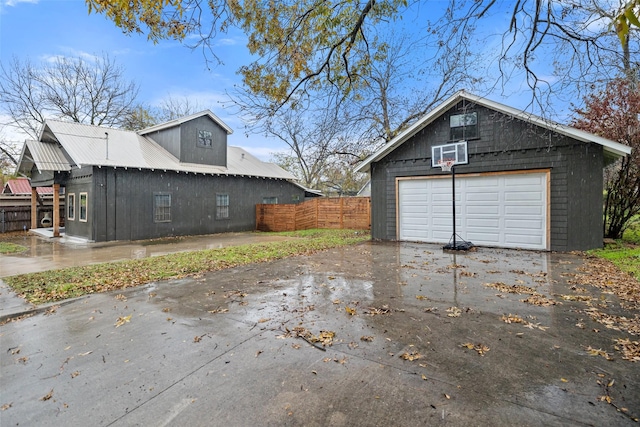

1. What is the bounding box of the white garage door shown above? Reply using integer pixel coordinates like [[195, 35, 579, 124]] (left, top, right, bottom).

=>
[[398, 172, 548, 250]]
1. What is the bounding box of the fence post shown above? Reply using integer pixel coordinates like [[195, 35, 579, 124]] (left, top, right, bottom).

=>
[[30, 188, 37, 229]]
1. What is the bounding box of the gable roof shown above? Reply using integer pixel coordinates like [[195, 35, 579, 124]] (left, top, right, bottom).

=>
[[2, 178, 53, 195], [18, 119, 295, 181], [138, 110, 233, 135], [355, 90, 632, 173]]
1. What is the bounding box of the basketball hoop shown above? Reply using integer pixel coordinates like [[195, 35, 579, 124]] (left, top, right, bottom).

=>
[[437, 159, 455, 172]]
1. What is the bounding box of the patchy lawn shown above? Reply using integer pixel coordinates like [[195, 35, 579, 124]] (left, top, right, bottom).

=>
[[3, 229, 370, 305], [0, 242, 26, 254]]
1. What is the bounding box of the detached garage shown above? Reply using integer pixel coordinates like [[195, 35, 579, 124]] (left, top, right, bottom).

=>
[[356, 90, 631, 251]]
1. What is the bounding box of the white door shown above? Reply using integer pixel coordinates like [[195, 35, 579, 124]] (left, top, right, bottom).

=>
[[398, 172, 548, 250]]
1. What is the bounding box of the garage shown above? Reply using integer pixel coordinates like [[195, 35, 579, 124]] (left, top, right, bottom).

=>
[[398, 171, 548, 250], [356, 90, 631, 251]]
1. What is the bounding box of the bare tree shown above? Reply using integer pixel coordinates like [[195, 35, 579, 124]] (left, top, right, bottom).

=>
[[0, 54, 140, 139], [263, 106, 353, 189], [156, 96, 205, 121]]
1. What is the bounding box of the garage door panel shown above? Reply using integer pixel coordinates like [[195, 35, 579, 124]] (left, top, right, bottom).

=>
[[466, 232, 501, 243], [466, 192, 500, 202], [398, 172, 547, 249], [505, 219, 543, 229], [467, 218, 500, 228], [505, 205, 544, 215]]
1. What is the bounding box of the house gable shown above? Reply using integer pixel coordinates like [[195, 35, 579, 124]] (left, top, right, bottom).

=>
[[140, 111, 231, 167]]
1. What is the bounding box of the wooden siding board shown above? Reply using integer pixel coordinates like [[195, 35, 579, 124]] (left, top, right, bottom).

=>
[[63, 168, 305, 242]]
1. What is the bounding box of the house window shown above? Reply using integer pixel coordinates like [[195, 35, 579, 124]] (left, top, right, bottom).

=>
[[292, 195, 300, 202], [216, 194, 229, 219], [67, 193, 75, 221], [79, 192, 88, 222], [262, 197, 278, 204], [450, 112, 478, 140], [198, 129, 213, 147], [154, 193, 172, 222]]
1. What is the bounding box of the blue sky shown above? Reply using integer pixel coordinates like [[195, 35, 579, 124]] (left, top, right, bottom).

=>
[[0, 0, 613, 162], [0, 0, 282, 159]]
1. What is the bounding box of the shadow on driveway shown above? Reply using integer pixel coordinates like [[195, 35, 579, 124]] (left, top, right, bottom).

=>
[[1, 241, 638, 426]]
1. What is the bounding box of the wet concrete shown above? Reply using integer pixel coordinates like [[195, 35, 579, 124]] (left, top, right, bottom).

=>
[[0, 232, 295, 278], [1, 241, 638, 426]]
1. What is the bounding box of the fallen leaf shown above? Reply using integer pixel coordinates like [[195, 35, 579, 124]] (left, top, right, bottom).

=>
[[400, 351, 423, 361], [1, 403, 12, 411], [446, 307, 462, 317], [360, 335, 374, 342], [345, 306, 357, 316], [71, 371, 80, 378], [41, 389, 54, 401], [114, 315, 131, 328], [258, 318, 271, 323], [561, 378, 568, 383]]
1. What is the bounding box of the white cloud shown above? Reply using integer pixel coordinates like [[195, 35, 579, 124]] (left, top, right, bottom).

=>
[[3, 0, 38, 7]]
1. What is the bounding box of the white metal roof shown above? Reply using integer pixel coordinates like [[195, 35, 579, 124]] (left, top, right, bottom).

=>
[[355, 90, 632, 173], [24, 120, 294, 180], [18, 139, 72, 174]]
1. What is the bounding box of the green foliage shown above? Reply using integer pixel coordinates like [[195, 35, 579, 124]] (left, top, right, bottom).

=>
[[4, 229, 369, 304], [615, 1, 640, 45], [0, 242, 26, 254], [572, 78, 640, 239]]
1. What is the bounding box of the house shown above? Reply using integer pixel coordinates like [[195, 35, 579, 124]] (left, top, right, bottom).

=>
[[355, 90, 631, 251], [16, 111, 308, 242]]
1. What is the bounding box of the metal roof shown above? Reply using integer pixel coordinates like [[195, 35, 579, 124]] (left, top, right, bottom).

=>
[[17, 139, 73, 175], [138, 110, 233, 135], [27, 120, 295, 180], [355, 90, 632, 173], [2, 178, 54, 195]]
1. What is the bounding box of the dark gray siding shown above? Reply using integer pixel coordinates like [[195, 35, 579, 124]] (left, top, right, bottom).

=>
[[179, 116, 227, 166], [63, 166, 94, 240], [370, 103, 605, 251], [144, 116, 227, 166], [75, 168, 305, 242], [145, 126, 181, 158]]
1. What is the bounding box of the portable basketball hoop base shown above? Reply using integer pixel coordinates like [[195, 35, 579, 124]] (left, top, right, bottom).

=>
[[437, 159, 474, 252]]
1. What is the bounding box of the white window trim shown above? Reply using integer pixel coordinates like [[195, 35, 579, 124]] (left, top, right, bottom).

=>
[[79, 192, 88, 222], [67, 193, 75, 221]]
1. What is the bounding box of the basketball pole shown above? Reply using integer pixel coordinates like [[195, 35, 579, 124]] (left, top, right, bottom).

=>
[[451, 164, 456, 250]]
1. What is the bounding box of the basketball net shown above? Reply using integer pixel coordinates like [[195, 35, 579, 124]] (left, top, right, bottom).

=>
[[437, 159, 455, 172]]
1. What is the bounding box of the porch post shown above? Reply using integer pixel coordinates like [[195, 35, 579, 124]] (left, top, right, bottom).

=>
[[31, 187, 38, 229], [53, 183, 60, 237]]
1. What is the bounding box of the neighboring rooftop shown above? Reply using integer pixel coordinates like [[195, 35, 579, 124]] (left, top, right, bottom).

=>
[[2, 178, 54, 195]]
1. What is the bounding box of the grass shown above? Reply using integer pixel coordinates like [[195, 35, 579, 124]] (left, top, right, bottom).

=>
[[3, 229, 370, 305], [591, 221, 640, 281], [0, 242, 26, 254]]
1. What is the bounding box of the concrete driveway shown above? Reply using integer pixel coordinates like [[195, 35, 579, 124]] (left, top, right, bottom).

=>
[[1, 240, 639, 426]]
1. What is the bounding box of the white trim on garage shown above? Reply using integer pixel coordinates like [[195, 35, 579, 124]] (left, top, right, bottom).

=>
[[396, 170, 550, 250]]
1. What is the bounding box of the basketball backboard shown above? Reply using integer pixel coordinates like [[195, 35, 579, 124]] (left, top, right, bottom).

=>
[[431, 140, 468, 168]]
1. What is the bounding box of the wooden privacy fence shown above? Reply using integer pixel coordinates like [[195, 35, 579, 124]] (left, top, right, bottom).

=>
[[0, 195, 65, 233], [256, 197, 370, 232]]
